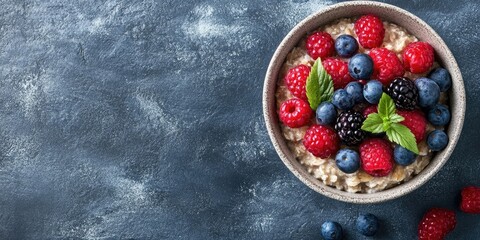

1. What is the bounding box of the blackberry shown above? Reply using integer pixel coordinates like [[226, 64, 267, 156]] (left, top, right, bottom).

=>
[[335, 110, 365, 146], [386, 77, 419, 110]]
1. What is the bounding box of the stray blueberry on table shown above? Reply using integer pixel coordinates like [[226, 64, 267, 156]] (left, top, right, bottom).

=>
[[321, 221, 343, 240], [356, 213, 379, 236]]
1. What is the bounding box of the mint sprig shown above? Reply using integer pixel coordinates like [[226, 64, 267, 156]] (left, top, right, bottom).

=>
[[361, 93, 419, 154], [306, 58, 334, 110]]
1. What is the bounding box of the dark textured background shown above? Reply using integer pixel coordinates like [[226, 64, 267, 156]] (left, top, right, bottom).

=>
[[0, 0, 478, 239]]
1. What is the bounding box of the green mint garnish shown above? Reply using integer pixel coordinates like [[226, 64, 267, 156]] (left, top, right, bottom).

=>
[[306, 58, 334, 110], [361, 93, 419, 154]]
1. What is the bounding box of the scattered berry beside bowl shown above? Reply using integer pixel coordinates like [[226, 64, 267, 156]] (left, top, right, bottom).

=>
[[418, 208, 456, 240]]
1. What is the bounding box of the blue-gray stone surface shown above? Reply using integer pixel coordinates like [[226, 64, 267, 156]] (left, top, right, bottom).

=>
[[0, 0, 478, 239]]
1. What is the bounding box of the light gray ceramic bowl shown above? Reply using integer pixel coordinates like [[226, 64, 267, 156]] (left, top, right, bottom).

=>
[[263, 1, 465, 203]]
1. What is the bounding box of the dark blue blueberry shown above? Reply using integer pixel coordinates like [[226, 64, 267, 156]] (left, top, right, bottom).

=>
[[316, 102, 337, 125], [415, 77, 440, 108], [321, 221, 343, 240], [332, 89, 354, 110], [394, 145, 417, 166], [348, 53, 374, 80], [335, 149, 360, 173], [356, 213, 379, 237], [345, 81, 364, 103], [363, 80, 383, 104], [427, 130, 449, 151], [427, 104, 451, 126], [335, 34, 358, 58], [428, 68, 452, 92]]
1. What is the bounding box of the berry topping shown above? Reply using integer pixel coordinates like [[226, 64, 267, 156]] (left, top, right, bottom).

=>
[[332, 89, 354, 110], [386, 77, 419, 110], [335, 110, 366, 146], [403, 41, 434, 74], [427, 104, 451, 127], [285, 64, 310, 101], [345, 81, 364, 103], [359, 138, 394, 177], [335, 34, 358, 58], [460, 186, 480, 214], [415, 77, 440, 108], [363, 80, 383, 104], [323, 58, 354, 89], [369, 48, 405, 86], [427, 130, 449, 151], [362, 105, 378, 118], [303, 125, 340, 158], [418, 208, 456, 240], [348, 53, 374, 80], [354, 14, 385, 49], [397, 110, 427, 143], [316, 102, 337, 125], [321, 221, 343, 240], [428, 68, 452, 92], [278, 99, 313, 128], [356, 213, 379, 237], [306, 32, 335, 60], [335, 149, 360, 174], [393, 145, 417, 166]]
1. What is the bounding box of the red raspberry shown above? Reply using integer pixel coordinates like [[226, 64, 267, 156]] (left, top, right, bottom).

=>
[[322, 58, 354, 89], [354, 14, 385, 49], [306, 32, 335, 60], [402, 42, 434, 74], [418, 208, 456, 240], [303, 125, 340, 158], [363, 105, 378, 118], [369, 48, 405, 86], [279, 99, 312, 128], [397, 110, 427, 143], [359, 138, 393, 177], [285, 64, 311, 101], [460, 186, 480, 214]]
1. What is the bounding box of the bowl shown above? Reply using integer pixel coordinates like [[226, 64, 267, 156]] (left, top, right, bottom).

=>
[[263, 1, 465, 203]]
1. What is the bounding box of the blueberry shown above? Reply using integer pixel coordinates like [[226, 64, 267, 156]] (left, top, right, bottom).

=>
[[356, 213, 379, 237], [348, 53, 374, 80], [428, 68, 452, 92], [427, 130, 449, 151], [345, 81, 364, 103], [394, 145, 417, 166], [332, 89, 354, 110], [427, 104, 451, 126], [415, 77, 440, 108], [335, 149, 360, 173], [321, 221, 343, 240], [335, 34, 358, 58], [363, 80, 383, 104], [316, 102, 337, 125]]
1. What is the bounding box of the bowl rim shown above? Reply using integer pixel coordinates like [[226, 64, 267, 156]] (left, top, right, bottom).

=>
[[263, 1, 466, 203]]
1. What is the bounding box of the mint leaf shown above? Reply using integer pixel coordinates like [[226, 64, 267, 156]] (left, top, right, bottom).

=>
[[377, 93, 396, 119], [361, 113, 384, 133], [306, 59, 334, 109], [389, 113, 405, 123], [387, 123, 419, 154]]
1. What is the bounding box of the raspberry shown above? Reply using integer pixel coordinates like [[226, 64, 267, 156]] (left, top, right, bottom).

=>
[[403, 42, 435, 74], [303, 125, 340, 158], [279, 99, 313, 128], [369, 48, 405, 86], [306, 32, 335, 60], [285, 64, 311, 101], [460, 186, 480, 214], [323, 58, 354, 89], [359, 138, 393, 177], [418, 208, 456, 240], [363, 105, 378, 118], [354, 15, 385, 49], [397, 110, 427, 143]]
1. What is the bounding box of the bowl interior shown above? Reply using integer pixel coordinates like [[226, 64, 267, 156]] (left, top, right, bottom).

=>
[[263, 1, 465, 203]]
